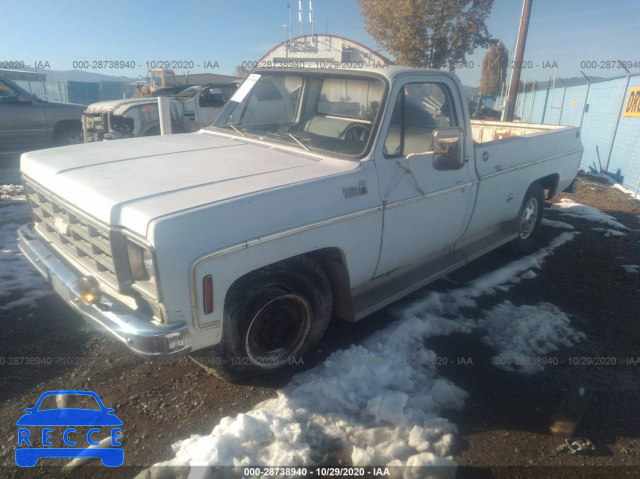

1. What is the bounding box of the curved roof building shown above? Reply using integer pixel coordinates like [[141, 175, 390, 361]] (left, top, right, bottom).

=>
[[256, 33, 393, 69]]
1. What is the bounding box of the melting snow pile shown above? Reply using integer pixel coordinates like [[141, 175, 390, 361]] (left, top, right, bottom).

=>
[[590, 228, 625, 237], [541, 218, 574, 230], [480, 301, 586, 374], [588, 172, 640, 201], [146, 232, 584, 475], [551, 198, 629, 231], [0, 176, 52, 310]]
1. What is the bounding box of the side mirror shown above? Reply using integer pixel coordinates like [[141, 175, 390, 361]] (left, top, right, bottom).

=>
[[432, 127, 465, 170], [16, 93, 33, 104]]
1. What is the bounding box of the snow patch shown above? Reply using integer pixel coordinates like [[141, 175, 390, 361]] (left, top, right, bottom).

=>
[[541, 218, 574, 230], [0, 184, 53, 310], [551, 198, 629, 230], [445, 232, 578, 302], [610, 182, 640, 201], [622, 265, 639, 274], [480, 301, 586, 374], [591, 228, 626, 237]]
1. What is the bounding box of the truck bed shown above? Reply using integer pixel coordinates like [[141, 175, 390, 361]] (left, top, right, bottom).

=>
[[471, 120, 568, 144]]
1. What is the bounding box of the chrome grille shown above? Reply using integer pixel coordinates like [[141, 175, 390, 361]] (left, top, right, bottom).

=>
[[25, 180, 118, 288]]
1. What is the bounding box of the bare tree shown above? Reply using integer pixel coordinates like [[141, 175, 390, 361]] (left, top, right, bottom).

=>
[[358, 0, 496, 70], [480, 41, 508, 96], [235, 65, 250, 78]]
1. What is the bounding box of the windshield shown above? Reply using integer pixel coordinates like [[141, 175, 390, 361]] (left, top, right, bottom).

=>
[[175, 85, 202, 98], [151, 72, 163, 87], [211, 72, 386, 158]]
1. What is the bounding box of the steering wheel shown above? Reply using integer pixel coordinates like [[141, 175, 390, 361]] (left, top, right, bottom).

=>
[[341, 124, 371, 143]]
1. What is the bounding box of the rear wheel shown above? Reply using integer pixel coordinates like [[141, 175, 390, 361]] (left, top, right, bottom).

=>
[[192, 255, 332, 381], [510, 183, 544, 252]]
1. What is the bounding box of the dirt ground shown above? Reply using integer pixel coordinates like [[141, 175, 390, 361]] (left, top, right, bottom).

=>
[[0, 173, 639, 478]]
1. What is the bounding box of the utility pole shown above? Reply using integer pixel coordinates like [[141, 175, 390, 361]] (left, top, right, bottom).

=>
[[288, 3, 292, 43], [505, 0, 533, 122]]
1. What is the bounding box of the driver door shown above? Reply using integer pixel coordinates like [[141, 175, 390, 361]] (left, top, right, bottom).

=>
[[373, 77, 476, 277], [195, 86, 228, 127]]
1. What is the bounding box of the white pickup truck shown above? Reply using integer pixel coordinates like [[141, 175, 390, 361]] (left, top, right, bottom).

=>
[[18, 66, 582, 380]]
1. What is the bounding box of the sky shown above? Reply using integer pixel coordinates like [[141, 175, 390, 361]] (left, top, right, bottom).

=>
[[2, 0, 640, 87]]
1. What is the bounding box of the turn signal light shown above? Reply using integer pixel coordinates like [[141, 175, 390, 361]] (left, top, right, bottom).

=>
[[78, 276, 101, 306]]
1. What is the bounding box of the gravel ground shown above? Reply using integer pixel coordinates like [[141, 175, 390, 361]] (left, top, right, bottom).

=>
[[0, 173, 639, 478]]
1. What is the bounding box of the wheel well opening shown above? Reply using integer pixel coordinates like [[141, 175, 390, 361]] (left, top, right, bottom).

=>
[[226, 249, 354, 324], [307, 248, 354, 323], [53, 119, 81, 137], [536, 174, 560, 199]]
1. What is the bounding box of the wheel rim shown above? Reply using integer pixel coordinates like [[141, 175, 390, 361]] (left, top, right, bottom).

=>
[[245, 293, 312, 368], [519, 197, 538, 239]]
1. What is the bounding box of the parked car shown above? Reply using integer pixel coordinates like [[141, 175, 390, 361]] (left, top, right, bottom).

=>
[[18, 67, 582, 381], [0, 75, 84, 156]]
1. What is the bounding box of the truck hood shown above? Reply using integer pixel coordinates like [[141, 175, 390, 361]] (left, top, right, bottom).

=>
[[85, 98, 157, 115], [21, 131, 357, 237]]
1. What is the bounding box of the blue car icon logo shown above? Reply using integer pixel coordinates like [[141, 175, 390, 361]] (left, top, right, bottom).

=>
[[16, 390, 123, 467]]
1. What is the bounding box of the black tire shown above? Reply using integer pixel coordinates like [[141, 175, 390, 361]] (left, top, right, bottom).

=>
[[192, 255, 333, 381], [53, 123, 82, 146], [509, 183, 544, 253]]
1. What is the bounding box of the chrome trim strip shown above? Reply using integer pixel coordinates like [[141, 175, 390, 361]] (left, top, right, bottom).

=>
[[383, 181, 478, 210], [478, 148, 584, 180], [190, 204, 383, 330]]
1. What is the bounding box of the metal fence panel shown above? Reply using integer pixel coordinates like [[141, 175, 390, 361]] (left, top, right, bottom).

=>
[[545, 85, 564, 124], [515, 90, 530, 120], [557, 84, 587, 127], [99, 81, 126, 101], [67, 81, 101, 105], [44, 82, 66, 103], [14, 81, 68, 102], [606, 75, 640, 193], [578, 77, 627, 174], [529, 89, 548, 124]]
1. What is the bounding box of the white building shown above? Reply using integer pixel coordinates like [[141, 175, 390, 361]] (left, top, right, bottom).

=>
[[256, 33, 392, 69]]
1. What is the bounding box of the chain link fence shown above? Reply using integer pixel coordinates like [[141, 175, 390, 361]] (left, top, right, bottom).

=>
[[13, 80, 134, 105]]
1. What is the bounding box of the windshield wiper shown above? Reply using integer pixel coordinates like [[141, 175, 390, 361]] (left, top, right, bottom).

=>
[[287, 133, 310, 151], [227, 124, 246, 137]]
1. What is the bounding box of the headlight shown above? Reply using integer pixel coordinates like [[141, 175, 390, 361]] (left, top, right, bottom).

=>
[[127, 241, 151, 280], [126, 240, 157, 297]]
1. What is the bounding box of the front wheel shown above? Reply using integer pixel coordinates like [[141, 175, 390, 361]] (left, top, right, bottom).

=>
[[509, 183, 544, 253], [193, 256, 333, 381], [53, 123, 83, 146]]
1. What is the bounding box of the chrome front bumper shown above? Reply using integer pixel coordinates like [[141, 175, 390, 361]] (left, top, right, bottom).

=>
[[17, 223, 192, 358]]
